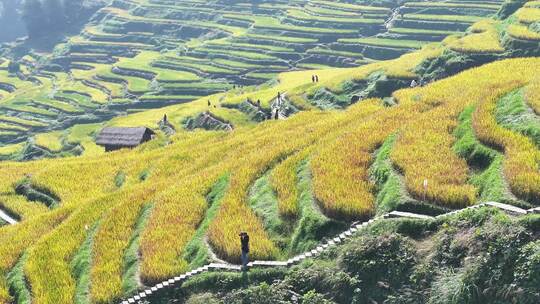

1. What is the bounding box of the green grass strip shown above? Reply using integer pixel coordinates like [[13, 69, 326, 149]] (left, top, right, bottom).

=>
[[369, 134, 411, 214], [122, 203, 154, 295], [249, 173, 293, 255], [495, 89, 540, 147], [7, 253, 31, 304], [289, 160, 345, 254], [183, 175, 229, 268], [71, 223, 100, 304], [454, 105, 527, 207]]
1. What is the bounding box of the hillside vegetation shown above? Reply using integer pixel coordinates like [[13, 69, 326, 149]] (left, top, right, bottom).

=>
[[0, 50, 540, 303], [176, 207, 540, 304]]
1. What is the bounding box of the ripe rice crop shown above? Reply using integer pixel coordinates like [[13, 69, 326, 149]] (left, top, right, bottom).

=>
[[90, 186, 158, 303], [446, 20, 504, 54], [0, 208, 71, 303], [524, 76, 540, 115], [391, 106, 477, 208], [473, 82, 540, 203], [270, 149, 313, 218]]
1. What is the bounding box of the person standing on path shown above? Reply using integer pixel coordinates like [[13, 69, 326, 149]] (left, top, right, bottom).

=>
[[239, 232, 250, 270]]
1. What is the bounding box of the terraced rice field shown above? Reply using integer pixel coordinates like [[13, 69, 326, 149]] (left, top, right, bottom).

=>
[[0, 0, 508, 156], [1, 53, 540, 303]]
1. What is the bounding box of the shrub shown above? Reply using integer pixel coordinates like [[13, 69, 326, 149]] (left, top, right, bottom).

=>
[[302, 290, 337, 304], [186, 293, 222, 304], [513, 240, 540, 303], [339, 234, 416, 291], [283, 262, 356, 303], [222, 282, 290, 304]]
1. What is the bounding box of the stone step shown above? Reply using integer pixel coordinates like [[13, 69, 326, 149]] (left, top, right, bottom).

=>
[[251, 260, 288, 267], [528, 207, 540, 214], [484, 202, 527, 215], [388, 211, 434, 220]]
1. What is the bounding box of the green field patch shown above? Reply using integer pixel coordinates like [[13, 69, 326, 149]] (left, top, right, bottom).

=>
[[183, 175, 229, 268], [339, 38, 428, 49], [122, 204, 153, 295], [71, 224, 99, 304], [34, 131, 64, 153], [33, 98, 84, 114], [496, 89, 540, 147], [404, 13, 484, 23], [7, 253, 31, 304]]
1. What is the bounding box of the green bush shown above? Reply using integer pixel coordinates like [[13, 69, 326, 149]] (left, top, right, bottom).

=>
[[338, 234, 416, 301], [186, 293, 222, 304], [302, 290, 336, 304], [513, 240, 540, 303], [283, 261, 357, 303], [222, 282, 290, 304]]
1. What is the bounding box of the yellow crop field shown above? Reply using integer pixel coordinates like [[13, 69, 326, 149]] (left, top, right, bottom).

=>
[[446, 20, 504, 53], [525, 76, 540, 115], [0, 32, 540, 304]]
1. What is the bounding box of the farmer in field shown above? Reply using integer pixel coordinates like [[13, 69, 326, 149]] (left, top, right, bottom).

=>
[[239, 232, 250, 270]]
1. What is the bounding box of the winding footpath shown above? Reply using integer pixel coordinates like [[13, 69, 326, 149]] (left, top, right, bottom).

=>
[[119, 201, 540, 304], [0, 208, 18, 225]]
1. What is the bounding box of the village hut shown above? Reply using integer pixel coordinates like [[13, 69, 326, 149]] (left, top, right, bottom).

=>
[[96, 127, 155, 152]]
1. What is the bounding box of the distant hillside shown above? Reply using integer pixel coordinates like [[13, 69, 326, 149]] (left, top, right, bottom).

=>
[[0, 0, 509, 153]]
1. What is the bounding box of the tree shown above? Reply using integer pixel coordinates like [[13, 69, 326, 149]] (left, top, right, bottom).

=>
[[43, 0, 66, 31], [63, 0, 84, 25], [21, 0, 47, 38], [8, 61, 21, 74]]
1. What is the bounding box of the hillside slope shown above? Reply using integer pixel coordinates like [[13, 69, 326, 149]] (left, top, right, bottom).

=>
[[0, 54, 539, 303], [176, 207, 540, 304], [0, 0, 508, 152]]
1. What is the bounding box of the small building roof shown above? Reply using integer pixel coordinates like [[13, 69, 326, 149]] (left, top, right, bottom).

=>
[[96, 127, 155, 147]]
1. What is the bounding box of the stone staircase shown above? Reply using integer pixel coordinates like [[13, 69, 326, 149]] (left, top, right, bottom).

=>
[[119, 201, 540, 304]]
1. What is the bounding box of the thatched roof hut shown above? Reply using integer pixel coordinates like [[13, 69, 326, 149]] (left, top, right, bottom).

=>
[[96, 127, 155, 152]]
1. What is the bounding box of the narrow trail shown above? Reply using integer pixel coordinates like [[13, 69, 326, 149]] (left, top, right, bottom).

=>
[[271, 93, 289, 120], [0, 208, 18, 225], [384, 6, 405, 30], [120, 202, 540, 304]]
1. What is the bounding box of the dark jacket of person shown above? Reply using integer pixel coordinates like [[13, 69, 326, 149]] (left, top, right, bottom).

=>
[[240, 234, 250, 253]]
